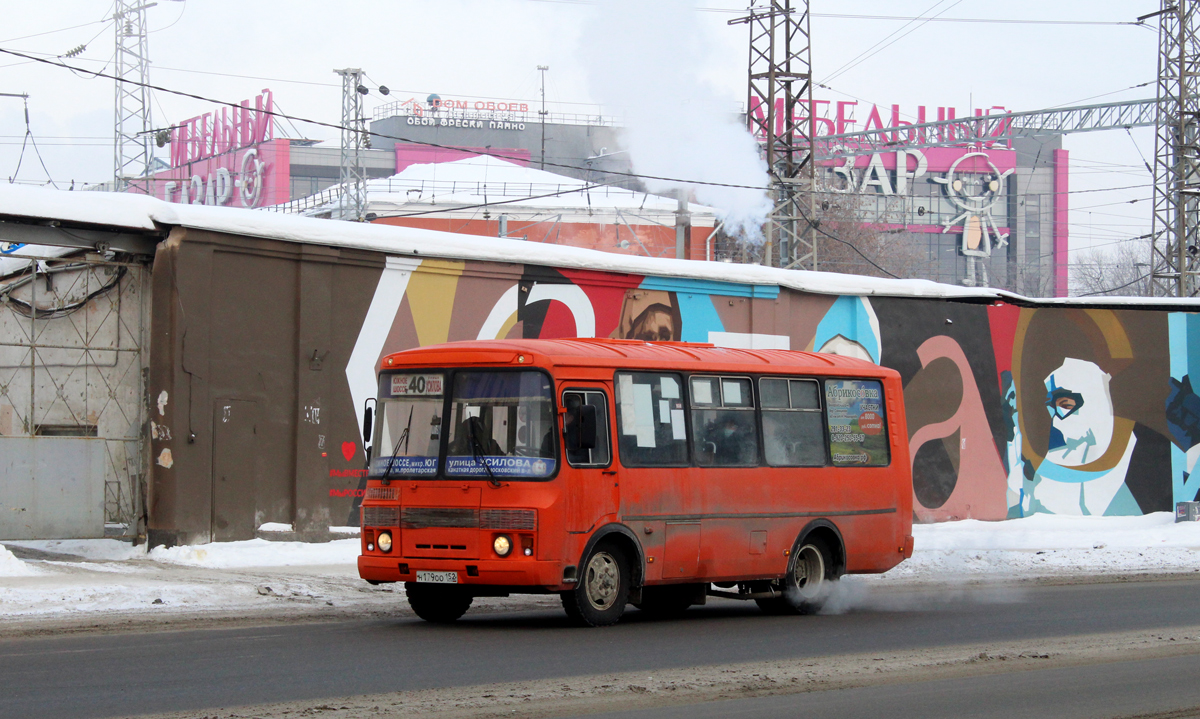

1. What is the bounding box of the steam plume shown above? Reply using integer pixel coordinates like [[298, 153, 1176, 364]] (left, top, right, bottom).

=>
[[583, 0, 772, 242]]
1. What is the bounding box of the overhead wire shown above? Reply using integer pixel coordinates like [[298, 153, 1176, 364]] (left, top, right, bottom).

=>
[[821, 0, 965, 85], [0, 46, 773, 193]]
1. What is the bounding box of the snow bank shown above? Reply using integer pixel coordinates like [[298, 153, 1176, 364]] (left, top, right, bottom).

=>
[[914, 512, 1200, 552], [5, 539, 148, 562], [875, 512, 1200, 582], [0, 545, 40, 577], [147, 538, 359, 568]]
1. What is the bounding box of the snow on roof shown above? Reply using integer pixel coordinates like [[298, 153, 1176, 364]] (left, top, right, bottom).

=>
[[355, 155, 718, 220], [0, 182, 1191, 307]]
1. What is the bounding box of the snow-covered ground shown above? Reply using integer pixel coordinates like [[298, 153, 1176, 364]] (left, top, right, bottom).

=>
[[2, 513, 1199, 625]]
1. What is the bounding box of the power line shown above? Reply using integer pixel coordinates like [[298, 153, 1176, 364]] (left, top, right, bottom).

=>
[[1076, 271, 1151, 297], [0, 46, 771, 193], [822, 0, 964, 85]]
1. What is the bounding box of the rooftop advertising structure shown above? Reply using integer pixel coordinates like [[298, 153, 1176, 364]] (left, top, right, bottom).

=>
[[131, 89, 290, 209]]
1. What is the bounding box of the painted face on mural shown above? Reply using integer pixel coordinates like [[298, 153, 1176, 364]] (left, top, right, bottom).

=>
[[629, 304, 676, 342], [1043, 358, 1115, 467]]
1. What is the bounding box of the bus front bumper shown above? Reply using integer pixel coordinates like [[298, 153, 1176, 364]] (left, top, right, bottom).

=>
[[358, 554, 568, 590]]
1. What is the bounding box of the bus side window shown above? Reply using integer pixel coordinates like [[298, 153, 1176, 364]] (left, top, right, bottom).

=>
[[615, 372, 688, 467], [690, 375, 759, 467], [562, 390, 612, 467], [761, 377, 826, 467], [825, 378, 890, 467]]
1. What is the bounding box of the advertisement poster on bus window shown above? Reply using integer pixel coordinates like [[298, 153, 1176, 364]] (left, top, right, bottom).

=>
[[824, 379, 889, 466]]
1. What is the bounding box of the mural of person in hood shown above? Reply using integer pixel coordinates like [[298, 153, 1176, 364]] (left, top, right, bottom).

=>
[[1027, 358, 1140, 516], [1012, 309, 1173, 517]]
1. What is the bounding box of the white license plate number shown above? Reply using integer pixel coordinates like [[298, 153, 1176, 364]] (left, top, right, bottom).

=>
[[416, 570, 458, 584]]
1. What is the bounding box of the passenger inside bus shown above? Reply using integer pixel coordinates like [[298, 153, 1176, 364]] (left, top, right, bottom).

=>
[[699, 412, 757, 466], [449, 415, 503, 457]]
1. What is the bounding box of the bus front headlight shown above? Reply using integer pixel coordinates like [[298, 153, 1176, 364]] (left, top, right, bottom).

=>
[[377, 531, 393, 553], [493, 535, 512, 557]]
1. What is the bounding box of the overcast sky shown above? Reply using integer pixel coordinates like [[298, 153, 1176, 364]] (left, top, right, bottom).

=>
[[0, 0, 1160, 259]]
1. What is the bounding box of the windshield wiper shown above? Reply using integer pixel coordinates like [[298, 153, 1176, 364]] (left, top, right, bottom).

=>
[[467, 420, 501, 489], [381, 406, 414, 486]]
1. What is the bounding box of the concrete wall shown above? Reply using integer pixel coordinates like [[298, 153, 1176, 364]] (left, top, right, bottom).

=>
[[0, 437, 105, 539], [0, 255, 150, 540], [143, 226, 1200, 544], [147, 229, 383, 546]]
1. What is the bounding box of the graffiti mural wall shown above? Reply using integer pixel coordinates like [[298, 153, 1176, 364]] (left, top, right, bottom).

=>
[[347, 257, 1200, 525]]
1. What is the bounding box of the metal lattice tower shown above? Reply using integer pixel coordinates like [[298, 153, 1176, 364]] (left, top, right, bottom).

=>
[[731, 0, 815, 269], [113, 1, 153, 192], [335, 68, 368, 222], [1150, 0, 1200, 297]]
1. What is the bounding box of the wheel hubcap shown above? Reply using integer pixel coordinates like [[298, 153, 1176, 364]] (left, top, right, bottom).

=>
[[793, 545, 825, 599], [585, 551, 620, 610]]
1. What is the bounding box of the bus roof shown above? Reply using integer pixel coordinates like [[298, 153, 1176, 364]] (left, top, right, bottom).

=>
[[380, 338, 894, 377]]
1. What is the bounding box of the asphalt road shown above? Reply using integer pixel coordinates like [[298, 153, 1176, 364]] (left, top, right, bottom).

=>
[[4, 579, 1200, 719], [585, 653, 1200, 719]]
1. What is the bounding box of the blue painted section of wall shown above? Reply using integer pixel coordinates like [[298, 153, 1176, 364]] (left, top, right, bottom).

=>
[[814, 296, 880, 364], [675, 292, 725, 343], [1167, 312, 1200, 504], [638, 276, 779, 299]]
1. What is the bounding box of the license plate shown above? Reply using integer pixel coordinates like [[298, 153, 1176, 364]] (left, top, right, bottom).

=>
[[416, 570, 458, 584]]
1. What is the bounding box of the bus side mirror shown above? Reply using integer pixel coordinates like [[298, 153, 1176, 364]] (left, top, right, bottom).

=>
[[566, 405, 595, 451], [361, 401, 375, 457]]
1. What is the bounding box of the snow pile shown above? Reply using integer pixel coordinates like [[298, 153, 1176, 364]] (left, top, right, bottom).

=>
[[147, 538, 359, 569], [0, 545, 41, 577], [257, 522, 294, 532], [887, 512, 1200, 581], [9, 538, 146, 561]]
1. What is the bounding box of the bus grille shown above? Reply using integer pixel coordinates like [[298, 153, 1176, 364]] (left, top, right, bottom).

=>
[[366, 487, 399, 501], [398, 508, 537, 530], [401, 507, 478, 529], [479, 509, 537, 531], [362, 506, 399, 527]]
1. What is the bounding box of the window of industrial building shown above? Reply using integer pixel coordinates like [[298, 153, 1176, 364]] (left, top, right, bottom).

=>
[[1026, 196, 1041, 237], [34, 424, 98, 437]]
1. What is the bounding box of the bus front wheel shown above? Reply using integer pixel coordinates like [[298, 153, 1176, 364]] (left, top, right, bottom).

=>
[[562, 541, 630, 627], [756, 537, 836, 615], [406, 582, 473, 623]]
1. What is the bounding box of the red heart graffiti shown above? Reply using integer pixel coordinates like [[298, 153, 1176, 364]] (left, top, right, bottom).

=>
[[341, 441, 356, 462]]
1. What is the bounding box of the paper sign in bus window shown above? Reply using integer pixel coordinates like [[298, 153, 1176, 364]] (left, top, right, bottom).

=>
[[619, 374, 636, 436], [633, 383, 656, 448], [671, 408, 686, 440]]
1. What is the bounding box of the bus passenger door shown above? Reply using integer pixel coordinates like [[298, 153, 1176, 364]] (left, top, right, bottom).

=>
[[562, 389, 617, 533]]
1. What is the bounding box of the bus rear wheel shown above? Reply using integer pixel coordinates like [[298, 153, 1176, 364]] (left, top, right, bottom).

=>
[[756, 538, 835, 615], [406, 582, 473, 623], [562, 541, 630, 627]]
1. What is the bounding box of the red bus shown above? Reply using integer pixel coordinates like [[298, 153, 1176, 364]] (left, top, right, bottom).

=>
[[357, 339, 913, 626]]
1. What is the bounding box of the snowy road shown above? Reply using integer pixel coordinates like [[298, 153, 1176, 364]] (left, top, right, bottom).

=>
[[4, 579, 1200, 719], [4, 513, 1200, 718]]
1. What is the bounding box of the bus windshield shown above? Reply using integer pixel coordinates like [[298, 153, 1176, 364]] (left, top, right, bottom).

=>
[[446, 370, 556, 479], [370, 373, 444, 478]]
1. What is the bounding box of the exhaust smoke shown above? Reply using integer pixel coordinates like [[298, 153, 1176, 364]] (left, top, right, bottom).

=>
[[582, 0, 772, 243]]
